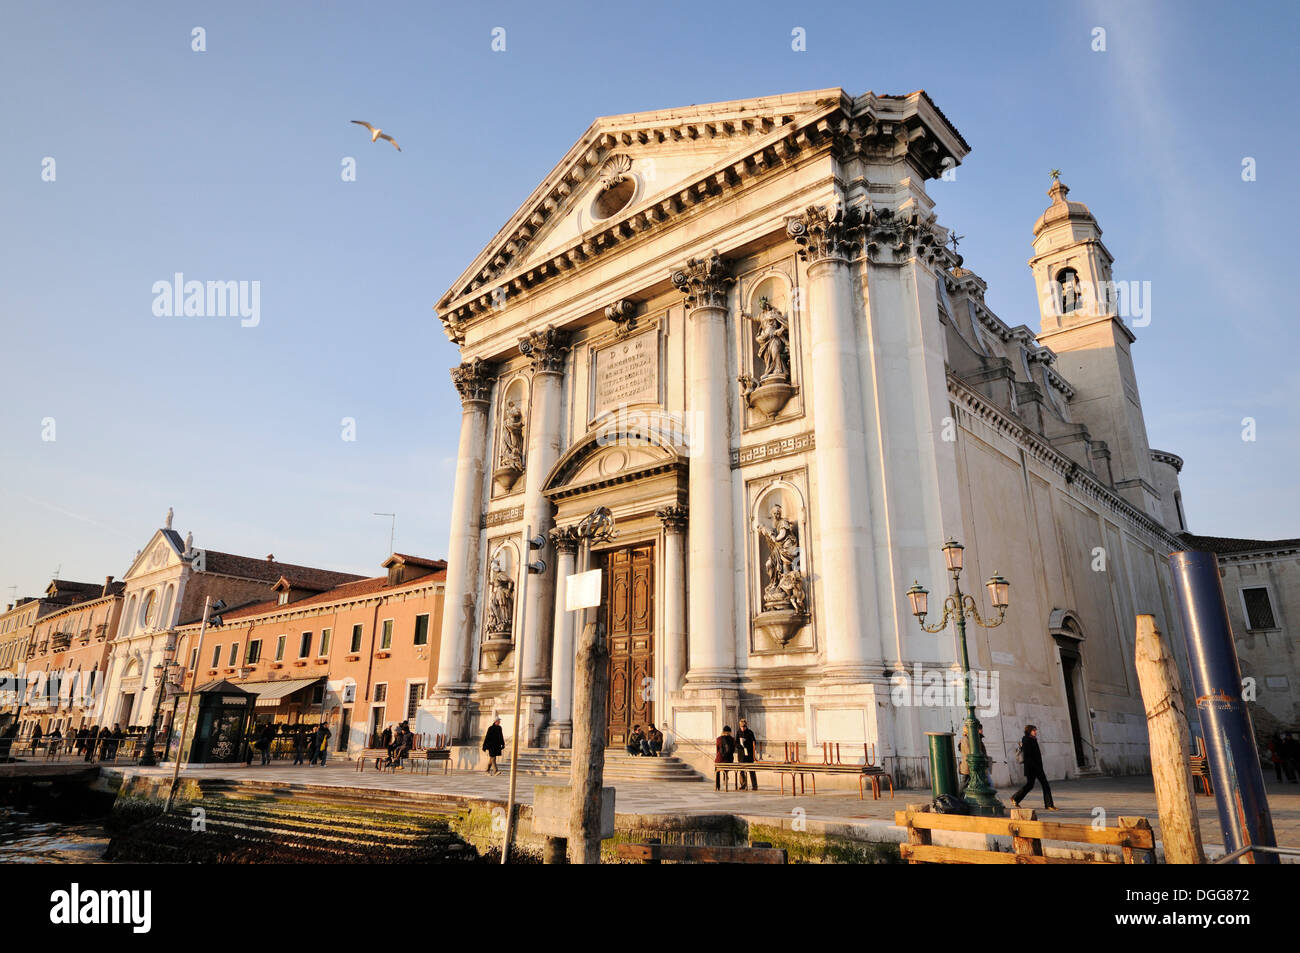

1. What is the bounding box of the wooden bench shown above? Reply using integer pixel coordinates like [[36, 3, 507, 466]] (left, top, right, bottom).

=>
[[615, 838, 787, 864], [896, 804, 1155, 864], [355, 747, 393, 772], [406, 747, 451, 775], [714, 742, 894, 799]]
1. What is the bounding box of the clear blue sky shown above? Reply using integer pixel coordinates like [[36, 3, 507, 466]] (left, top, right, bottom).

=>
[[1, 0, 1296, 599]]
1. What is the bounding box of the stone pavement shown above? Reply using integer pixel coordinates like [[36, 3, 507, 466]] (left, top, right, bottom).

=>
[[109, 760, 1300, 855]]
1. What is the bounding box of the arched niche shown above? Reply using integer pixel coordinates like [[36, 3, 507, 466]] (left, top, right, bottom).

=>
[[749, 480, 812, 648], [739, 272, 800, 423], [493, 375, 529, 496], [481, 540, 520, 669]]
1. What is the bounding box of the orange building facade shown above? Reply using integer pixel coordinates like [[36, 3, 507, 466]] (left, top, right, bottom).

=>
[[169, 553, 446, 756]]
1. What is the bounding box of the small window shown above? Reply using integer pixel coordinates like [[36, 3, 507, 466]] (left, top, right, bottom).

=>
[[414, 614, 429, 646], [247, 639, 261, 664], [406, 682, 425, 720], [210, 645, 221, 668], [278, 592, 289, 606], [299, 632, 312, 658], [350, 624, 363, 653], [189, 648, 198, 670], [275, 635, 286, 661], [1242, 588, 1277, 630], [310, 685, 324, 704], [374, 683, 387, 703], [228, 643, 240, 667], [381, 619, 393, 650], [320, 628, 331, 656]]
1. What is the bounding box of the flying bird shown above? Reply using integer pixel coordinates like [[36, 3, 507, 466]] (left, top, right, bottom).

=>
[[351, 120, 401, 151]]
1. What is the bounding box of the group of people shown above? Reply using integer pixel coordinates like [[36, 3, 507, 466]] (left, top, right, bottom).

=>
[[378, 721, 416, 768], [1268, 732, 1300, 782], [713, 719, 758, 790], [247, 722, 333, 766], [1, 721, 131, 761], [625, 724, 664, 758]]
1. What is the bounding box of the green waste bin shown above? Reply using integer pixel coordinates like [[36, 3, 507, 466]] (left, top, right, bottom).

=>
[[926, 731, 959, 800]]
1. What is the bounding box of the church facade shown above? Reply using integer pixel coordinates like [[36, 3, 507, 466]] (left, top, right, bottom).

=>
[[425, 88, 1195, 786]]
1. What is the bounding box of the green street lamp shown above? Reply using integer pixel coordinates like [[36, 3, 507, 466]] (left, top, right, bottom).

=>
[[907, 539, 1011, 817]]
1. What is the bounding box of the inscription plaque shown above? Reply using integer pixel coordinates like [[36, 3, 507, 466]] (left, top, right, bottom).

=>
[[593, 329, 658, 414]]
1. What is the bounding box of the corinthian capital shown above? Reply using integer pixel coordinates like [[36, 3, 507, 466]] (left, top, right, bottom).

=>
[[549, 525, 581, 555], [450, 357, 493, 405], [786, 204, 865, 264], [656, 503, 689, 532], [519, 325, 570, 376], [671, 250, 733, 311]]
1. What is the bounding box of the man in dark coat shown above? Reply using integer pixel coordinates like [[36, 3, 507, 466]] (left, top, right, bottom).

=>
[[381, 724, 393, 756], [314, 723, 331, 766], [1012, 724, 1057, 810], [735, 718, 758, 790], [715, 726, 736, 790], [482, 716, 505, 775]]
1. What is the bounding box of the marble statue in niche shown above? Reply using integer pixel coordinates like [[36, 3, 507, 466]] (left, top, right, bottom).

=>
[[752, 500, 810, 647], [738, 297, 797, 419]]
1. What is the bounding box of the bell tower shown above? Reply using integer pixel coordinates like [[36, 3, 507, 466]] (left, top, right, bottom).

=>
[[1029, 174, 1160, 517]]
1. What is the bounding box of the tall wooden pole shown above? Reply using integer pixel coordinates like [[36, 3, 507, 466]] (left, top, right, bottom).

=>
[[501, 524, 533, 865], [568, 537, 610, 864], [1134, 614, 1205, 864], [165, 596, 211, 814]]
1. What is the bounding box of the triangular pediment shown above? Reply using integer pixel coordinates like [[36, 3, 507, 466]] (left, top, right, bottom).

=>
[[438, 89, 850, 311], [123, 529, 186, 580], [436, 88, 970, 335]]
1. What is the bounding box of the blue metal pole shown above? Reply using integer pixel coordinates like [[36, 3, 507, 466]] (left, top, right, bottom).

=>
[[1169, 550, 1277, 864]]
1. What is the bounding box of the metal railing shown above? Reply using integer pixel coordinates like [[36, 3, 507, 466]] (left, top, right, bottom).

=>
[[1213, 844, 1300, 864]]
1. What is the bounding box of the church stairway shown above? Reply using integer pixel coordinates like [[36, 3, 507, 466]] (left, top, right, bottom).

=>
[[498, 747, 705, 782]]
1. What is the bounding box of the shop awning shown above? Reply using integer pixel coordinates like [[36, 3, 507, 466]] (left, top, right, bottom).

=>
[[240, 677, 325, 707]]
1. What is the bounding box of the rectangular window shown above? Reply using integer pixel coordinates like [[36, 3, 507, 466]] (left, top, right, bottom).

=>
[[413, 614, 429, 646], [381, 619, 393, 650], [1243, 588, 1277, 630], [406, 682, 425, 720], [189, 648, 198, 670], [350, 623, 363, 653], [320, 628, 331, 656], [247, 639, 261, 664], [275, 635, 286, 661], [228, 642, 240, 667], [299, 632, 312, 658], [210, 645, 221, 668], [373, 682, 387, 703]]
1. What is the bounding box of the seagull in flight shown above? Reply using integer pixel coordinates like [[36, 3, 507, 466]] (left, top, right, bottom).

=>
[[351, 120, 401, 151]]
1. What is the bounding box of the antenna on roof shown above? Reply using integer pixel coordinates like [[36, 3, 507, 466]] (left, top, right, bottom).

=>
[[374, 512, 396, 555], [53, 564, 61, 581]]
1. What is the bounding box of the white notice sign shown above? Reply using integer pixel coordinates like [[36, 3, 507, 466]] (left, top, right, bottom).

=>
[[566, 569, 603, 611]]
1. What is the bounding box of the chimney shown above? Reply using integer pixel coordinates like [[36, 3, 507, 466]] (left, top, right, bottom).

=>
[[102, 575, 114, 597], [266, 554, 275, 563]]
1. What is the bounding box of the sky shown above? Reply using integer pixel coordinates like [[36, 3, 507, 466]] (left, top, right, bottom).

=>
[[1, 0, 1297, 600]]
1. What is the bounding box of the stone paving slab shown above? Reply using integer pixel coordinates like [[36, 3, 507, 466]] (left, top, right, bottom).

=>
[[108, 761, 1300, 855]]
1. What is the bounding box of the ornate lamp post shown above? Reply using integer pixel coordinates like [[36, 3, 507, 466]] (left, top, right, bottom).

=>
[[139, 642, 179, 767], [906, 539, 1011, 817]]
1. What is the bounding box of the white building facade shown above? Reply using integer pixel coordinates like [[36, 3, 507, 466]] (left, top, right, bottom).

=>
[[426, 88, 1195, 785]]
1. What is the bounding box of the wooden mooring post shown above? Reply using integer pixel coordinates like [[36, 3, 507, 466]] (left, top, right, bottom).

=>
[[1134, 614, 1205, 864], [568, 615, 609, 864]]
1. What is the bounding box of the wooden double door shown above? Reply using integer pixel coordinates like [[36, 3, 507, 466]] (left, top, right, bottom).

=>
[[603, 543, 654, 747]]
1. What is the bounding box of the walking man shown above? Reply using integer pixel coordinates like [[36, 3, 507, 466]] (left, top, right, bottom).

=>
[[735, 718, 758, 790], [482, 716, 504, 775], [1012, 724, 1058, 811], [315, 723, 331, 766]]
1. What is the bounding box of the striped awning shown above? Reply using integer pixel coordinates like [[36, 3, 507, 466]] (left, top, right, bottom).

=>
[[240, 677, 324, 706]]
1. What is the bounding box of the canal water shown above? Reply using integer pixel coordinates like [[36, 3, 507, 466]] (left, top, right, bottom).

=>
[[0, 806, 111, 863]]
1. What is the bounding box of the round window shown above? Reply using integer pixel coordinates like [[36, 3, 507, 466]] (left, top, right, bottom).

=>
[[592, 176, 637, 220]]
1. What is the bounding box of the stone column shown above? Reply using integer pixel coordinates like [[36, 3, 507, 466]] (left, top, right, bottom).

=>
[[433, 358, 494, 730], [671, 252, 737, 686], [656, 504, 689, 695], [787, 206, 876, 679], [546, 526, 580, 747], [518, 328, 569, 696]]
